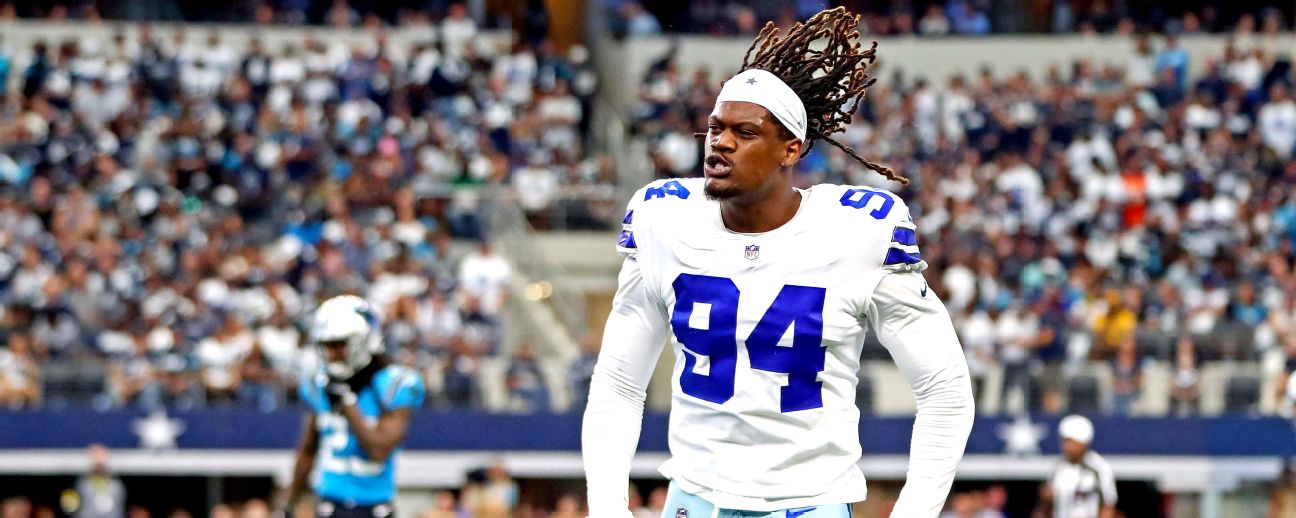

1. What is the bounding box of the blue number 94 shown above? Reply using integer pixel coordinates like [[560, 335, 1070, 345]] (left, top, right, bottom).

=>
[[670, 273, 827, 412]]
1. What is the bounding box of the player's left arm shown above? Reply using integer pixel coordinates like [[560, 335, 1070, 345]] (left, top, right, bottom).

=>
[[339, 369, 425, 462], [866, 270, 975, 517], [1096, 456, 1118, 518]]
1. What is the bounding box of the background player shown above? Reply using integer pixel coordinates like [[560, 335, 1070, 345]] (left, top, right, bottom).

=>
[[1041, 415, 1117, 518], [282, 295, 425, 518], [582, 8, 974, 518]]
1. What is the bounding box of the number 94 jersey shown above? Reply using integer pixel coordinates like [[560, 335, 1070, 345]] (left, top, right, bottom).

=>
[[618, 178, 925, 509]]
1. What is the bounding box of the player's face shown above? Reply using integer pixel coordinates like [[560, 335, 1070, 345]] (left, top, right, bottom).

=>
[[703, 101, 801, 202], [320, 339, 348, 364], [1061, 438, 1088, 463]]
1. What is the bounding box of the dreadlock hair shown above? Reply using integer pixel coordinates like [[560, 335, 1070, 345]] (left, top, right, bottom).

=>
[[739, 7, 906, 185]]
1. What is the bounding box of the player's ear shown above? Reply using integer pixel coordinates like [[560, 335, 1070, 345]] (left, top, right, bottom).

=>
[[781, 138, 803, 168]]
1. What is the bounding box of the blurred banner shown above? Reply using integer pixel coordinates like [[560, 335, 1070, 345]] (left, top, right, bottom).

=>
[[1, 410, 1293, 456]]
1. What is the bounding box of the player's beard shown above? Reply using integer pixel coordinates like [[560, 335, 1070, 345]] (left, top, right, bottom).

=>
[[704, 177, 742, 201]]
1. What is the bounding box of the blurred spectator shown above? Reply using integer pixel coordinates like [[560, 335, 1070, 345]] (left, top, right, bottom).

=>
[[1171, 336, 1201, 416], [514, 153, 561, 228], [105, 334, 161, 410], [1091, 289, 1136, 357], [440, 3, 478, 58], [1155, 34, 1190, 90], [416, 490, 463, 518], [460, 462, 513, 518], [156, 353, 203, 410], [482, 461, 519, 513], [567, 335, 599, 409], [0, 42, 11, 94], [552, 494, 583, 518], [0, 332, 41, 408], [1110, 336, 1143, 415], [238, 341, 280, 411], [195, 314, 253, 405], [627, 485, 649, 518], [2, 497, 32, 518], [918, 5, 951, 36], [1271, 457, 1296, 518], [70, 444, 125, 518], [207, 505, 234, 518], [240, 499, 270, 518], [504, 342, 549, 413], [1259, 83, 1296, 160], [643, 486, 666, 517], [1127, 35, 1157, 89], [620, 2, 662, 37], [950, 0, 991, 36], [457, 240, 512, 320], [441, 335, 483, 408]]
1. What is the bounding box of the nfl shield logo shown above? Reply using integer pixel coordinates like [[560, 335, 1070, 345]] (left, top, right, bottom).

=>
[[675, 508, 689, 518], [744, 244, 760, 260]]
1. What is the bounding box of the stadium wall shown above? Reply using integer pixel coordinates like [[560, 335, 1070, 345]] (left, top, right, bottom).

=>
[[1, 410, 1292, 491]]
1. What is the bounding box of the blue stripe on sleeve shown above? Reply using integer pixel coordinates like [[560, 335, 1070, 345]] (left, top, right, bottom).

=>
[[883, 247, 923, 266], [892, 227, 917, 246], [617, 230, 637, 249]]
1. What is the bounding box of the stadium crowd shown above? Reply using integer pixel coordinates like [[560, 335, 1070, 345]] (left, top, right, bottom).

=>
[[609, 0, 1296, 38], [0, 4, 1294, 421], [0, 19, 612, 412], [634, 29, 1296, 416]]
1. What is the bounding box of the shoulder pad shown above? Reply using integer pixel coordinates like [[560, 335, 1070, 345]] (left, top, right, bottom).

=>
[[824, 184, 926, 272], [618, 178, 704, 258]]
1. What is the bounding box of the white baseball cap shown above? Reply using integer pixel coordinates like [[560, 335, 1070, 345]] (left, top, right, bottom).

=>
[[1058, 415, 1094, 444]]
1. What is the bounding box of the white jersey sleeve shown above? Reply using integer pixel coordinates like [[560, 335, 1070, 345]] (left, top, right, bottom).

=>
[[583, 188, 670, 518], [863, 209, 974, 517], [1050, 451, 1117, 518], [1092, 451, 1118, 507]]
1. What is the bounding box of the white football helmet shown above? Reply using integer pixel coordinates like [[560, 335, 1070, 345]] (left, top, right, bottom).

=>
[[311, 295, 383, 379]]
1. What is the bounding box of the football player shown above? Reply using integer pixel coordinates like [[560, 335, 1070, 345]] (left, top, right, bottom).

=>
[[1042, 415, 1117, 518], [582, 7, 974, 518], [282, 295, 425, 518]]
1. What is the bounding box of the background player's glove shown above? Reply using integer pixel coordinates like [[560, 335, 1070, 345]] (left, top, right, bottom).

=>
[[324, 381, 356, 409]]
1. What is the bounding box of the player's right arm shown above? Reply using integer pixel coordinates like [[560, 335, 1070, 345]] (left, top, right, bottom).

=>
[[581, 255, 669, 517], [285, 411, 319, 510], [1094, 454, 1118, 518]]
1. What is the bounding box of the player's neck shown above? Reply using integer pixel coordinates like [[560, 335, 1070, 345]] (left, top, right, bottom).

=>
[[719, 186, 802, 234]]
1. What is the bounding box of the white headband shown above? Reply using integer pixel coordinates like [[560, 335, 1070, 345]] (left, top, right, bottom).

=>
[[715, 69, 807, 141]]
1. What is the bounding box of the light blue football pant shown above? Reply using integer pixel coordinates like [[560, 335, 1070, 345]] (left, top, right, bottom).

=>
[[660, 482, 852, 518]]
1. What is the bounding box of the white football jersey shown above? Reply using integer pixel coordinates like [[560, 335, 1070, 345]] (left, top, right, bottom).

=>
[[615, 177, 926, 509], [1050, 451, 1117, 518]]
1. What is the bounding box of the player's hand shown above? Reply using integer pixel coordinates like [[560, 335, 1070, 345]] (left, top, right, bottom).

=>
[[324, 381, 355, 409]]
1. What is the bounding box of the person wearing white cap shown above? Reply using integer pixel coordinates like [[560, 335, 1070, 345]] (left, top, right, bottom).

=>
[[582, 7, 973, 518], [1042, 415, 1117, 518]]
